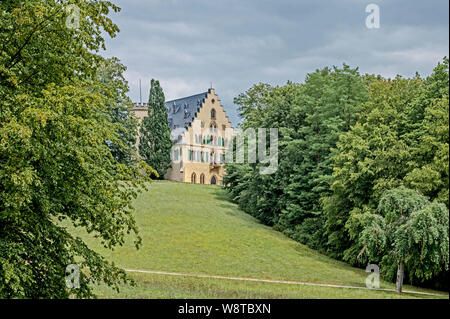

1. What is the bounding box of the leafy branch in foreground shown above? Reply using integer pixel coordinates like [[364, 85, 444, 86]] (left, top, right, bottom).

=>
[[0, 0, 154, 298]]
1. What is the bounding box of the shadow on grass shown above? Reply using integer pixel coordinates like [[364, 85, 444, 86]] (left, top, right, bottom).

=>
[[210, 187, 270, 227], [211, 187, 233, 201]]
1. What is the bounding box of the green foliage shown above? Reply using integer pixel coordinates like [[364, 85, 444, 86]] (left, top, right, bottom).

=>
[[404, 59, 449, 206], [359, 188, 449, 285], [225, 65, 369, 250], [139, 79, 172, 179], [0, 0, 151, 298], [323, 59, 449, 287], [97, 57, 139, 166], [225, 59, 449, 290], [279, 65, 369, 247]]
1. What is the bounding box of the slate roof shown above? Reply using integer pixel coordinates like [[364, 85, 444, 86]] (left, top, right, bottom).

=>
[[165, 91, 209, 131]]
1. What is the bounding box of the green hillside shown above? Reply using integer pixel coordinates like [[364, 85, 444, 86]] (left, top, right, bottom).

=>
[[68, 181, 447, 299]]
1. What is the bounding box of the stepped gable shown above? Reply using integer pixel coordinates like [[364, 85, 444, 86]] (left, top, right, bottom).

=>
[[165, 91, 209, 130]]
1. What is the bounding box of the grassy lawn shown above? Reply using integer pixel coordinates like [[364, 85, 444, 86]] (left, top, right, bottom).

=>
[[68, 181, 448, 299]]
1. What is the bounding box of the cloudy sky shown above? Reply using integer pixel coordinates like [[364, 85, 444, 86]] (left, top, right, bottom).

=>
[[102, 0, 449, 127]]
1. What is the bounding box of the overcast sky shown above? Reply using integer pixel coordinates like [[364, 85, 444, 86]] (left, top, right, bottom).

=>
[[102, 0, 449, 127]]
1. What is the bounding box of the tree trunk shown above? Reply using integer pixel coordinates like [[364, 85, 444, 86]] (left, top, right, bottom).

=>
[[395, 259, 404, 293]]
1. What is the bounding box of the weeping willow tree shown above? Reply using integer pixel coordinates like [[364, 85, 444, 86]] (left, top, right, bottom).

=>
[[359, 188, 449, 293]]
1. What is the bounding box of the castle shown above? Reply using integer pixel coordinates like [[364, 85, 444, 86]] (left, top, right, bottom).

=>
[[132, 88, 234, 185]]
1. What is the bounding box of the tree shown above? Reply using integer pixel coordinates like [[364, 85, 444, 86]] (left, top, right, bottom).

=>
[[97, 57, 139, 166], [404, 58, 449, 207], [359, 188, 449, 293], [139, 79, 172, 179], [0, 0, 152, 298], [279, 65, 369, 249], [323, 59, 449, 281], [226, 65, 369, 250], [225, 59, 449, 290]]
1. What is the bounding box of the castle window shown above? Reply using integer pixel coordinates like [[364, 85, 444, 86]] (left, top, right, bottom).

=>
[[211, 108, 216, 119], [200, 174, 205, 184], [191, 172, 197, 183]]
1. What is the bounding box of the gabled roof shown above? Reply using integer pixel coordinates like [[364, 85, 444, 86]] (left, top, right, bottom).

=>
[[165, 91, 209, 130]]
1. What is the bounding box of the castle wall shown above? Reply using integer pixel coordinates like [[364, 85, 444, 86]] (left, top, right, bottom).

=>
[[133, 89, 234, 185]]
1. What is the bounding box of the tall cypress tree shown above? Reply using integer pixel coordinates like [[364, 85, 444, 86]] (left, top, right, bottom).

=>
[[139, 79, 172, 179]]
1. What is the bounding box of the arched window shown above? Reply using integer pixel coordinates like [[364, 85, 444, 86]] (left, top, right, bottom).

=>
[[211, 108, 216, 119], [211, 176, 217, 185], [200, 174, 205, 184], [191, 172, 197, 183]]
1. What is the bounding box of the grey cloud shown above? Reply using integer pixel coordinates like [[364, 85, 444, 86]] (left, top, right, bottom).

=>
[[103, 0, 449, 127]]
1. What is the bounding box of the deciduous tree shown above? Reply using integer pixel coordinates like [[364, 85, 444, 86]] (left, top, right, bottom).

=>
[[0, 0, 152, 298]]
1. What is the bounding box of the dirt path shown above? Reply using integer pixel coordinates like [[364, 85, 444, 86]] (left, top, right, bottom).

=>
[[124, 268, 448, 297]]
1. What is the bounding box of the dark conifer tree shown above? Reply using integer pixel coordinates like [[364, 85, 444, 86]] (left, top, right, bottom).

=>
[[139, 79, 172, 178]]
